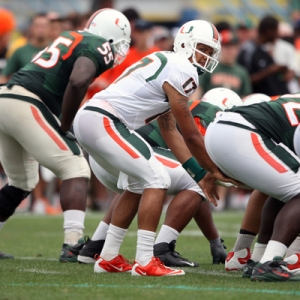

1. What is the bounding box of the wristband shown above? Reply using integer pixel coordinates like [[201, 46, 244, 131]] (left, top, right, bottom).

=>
[[182, 157, 207, 182]]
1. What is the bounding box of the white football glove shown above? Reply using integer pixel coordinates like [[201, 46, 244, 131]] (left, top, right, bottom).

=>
[[215, 180, 237, 188]]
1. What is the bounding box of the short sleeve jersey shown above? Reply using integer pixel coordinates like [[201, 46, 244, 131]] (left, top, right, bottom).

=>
[[8, 31, 114, 117], [230, 95, 300, 152], [92, 51, 199, 130], [136, 100, 222, 148]]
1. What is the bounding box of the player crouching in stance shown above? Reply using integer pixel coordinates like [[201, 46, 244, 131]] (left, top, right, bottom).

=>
[[77, 88, 242, 271], [205, 92, 300, 281], [0, 9, 131, 261]]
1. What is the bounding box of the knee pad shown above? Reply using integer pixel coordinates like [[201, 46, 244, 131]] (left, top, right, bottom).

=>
[[0, 184, 31, 218]]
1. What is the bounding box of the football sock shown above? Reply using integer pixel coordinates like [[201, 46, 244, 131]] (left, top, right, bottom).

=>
[[63, 210, 85, 245], [91, 221, 109, 241], [100, 224, 127, 261], [251, 242, 267, 262], [136, 229, 156, 266], [154, 225, 179, 245], [232, 232, 256, 252], [286, 235, 300, 257], [260, 240, 287, 263]]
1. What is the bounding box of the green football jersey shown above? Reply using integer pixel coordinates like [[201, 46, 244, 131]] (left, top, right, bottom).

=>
[[230, 96, 300, 152], [136, 100, 222, 148], [8, 31, 115, 117]]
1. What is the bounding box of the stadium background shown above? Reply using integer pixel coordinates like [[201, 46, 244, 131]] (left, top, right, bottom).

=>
[[0, 0, 294, 30]]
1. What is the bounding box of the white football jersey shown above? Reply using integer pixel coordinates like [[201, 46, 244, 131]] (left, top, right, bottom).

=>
[[91, 51, 199, 129]]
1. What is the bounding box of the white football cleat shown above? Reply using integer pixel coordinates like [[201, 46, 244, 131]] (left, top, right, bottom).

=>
[[225, 248, 251, 271], [284, 253, 300, 275]]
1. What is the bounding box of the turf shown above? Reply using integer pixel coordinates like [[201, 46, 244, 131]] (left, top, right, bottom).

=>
[[1, 210, 300, 300]]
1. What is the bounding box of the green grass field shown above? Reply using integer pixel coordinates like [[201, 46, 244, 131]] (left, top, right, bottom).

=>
[[1, 210, 300, 300]]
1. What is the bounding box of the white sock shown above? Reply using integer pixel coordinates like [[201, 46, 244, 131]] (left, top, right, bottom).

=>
[[91, 221, 109, 241], [260, 240, 287, 263], [136, 229, 156, 266], [0, 221, 5, 231], [100, 224, 127, 261], [154, 225, 179, 245], [251, 243, 267, 262], [232, 233, 256, 252], [286, 235, 300, 257], [63, 210, 85, 245]]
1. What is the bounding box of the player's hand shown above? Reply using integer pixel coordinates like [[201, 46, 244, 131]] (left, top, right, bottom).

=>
[[198, 172, 219, 207]]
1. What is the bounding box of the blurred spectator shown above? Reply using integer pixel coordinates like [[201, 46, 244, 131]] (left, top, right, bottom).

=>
[[294, 20, 300, 81], [0, 8, 16, 74], [122, 7, 140, 30], [237, 15, 290, 96], [290, 0, 300, 22], [46, 11, 64, 41], [0, 13, 51, 82], [235, 18, 256, 46], [273, 21, 300, 93], [199, 29, 252, 98], [153, 26, 173, 51], [215, 21, 232, 32]]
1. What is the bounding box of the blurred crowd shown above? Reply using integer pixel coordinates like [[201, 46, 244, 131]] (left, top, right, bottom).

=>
[[1, 2, 300, 214]]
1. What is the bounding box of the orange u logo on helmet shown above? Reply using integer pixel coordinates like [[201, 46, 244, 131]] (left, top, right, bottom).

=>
[[180, 26, 194, 34], [115, 18, 128, 35]]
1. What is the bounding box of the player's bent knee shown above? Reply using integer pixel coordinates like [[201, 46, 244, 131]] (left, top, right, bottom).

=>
[[145, 167, 171, 189], [55, 156, 91, 181], [0, 184, 31, 218]]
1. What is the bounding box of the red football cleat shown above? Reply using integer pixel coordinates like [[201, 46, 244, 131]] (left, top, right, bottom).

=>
[[285, 253, 300, 275], [94, 254, 132, 273], [132, 257, 185, 276], [225, 248, 251, 271]]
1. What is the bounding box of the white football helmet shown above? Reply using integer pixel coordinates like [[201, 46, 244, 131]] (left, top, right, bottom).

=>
[[85, 8, 131, 67], [173, 20, 221, 74], [201, 87, 243, 110], [243, 93, 271, 105]]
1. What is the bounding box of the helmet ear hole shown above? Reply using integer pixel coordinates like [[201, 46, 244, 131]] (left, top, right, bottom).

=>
[[109, 39, 114, 43], [181, 43, 185, 49]]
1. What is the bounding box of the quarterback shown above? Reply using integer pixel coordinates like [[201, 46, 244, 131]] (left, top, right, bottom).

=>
[[0, 9, 131, 261], [77, 87, 242, 268], [73, 20, 239, 276]]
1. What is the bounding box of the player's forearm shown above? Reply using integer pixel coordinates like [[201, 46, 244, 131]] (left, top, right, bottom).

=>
[[183, 133, 218, 173], [60, 84, 88, 132]]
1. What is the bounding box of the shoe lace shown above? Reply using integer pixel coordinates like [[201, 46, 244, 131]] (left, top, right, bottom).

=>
[[169, 240, 184, 258], [152, 257, 167, 267], [118, 254, 130, 264]]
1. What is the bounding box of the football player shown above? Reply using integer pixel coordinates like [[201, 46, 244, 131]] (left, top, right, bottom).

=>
[[77, 87, 243, 268], [205, 93, 300, 281], [73, 20, 239, 276], [0, 8, 131, 262]]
